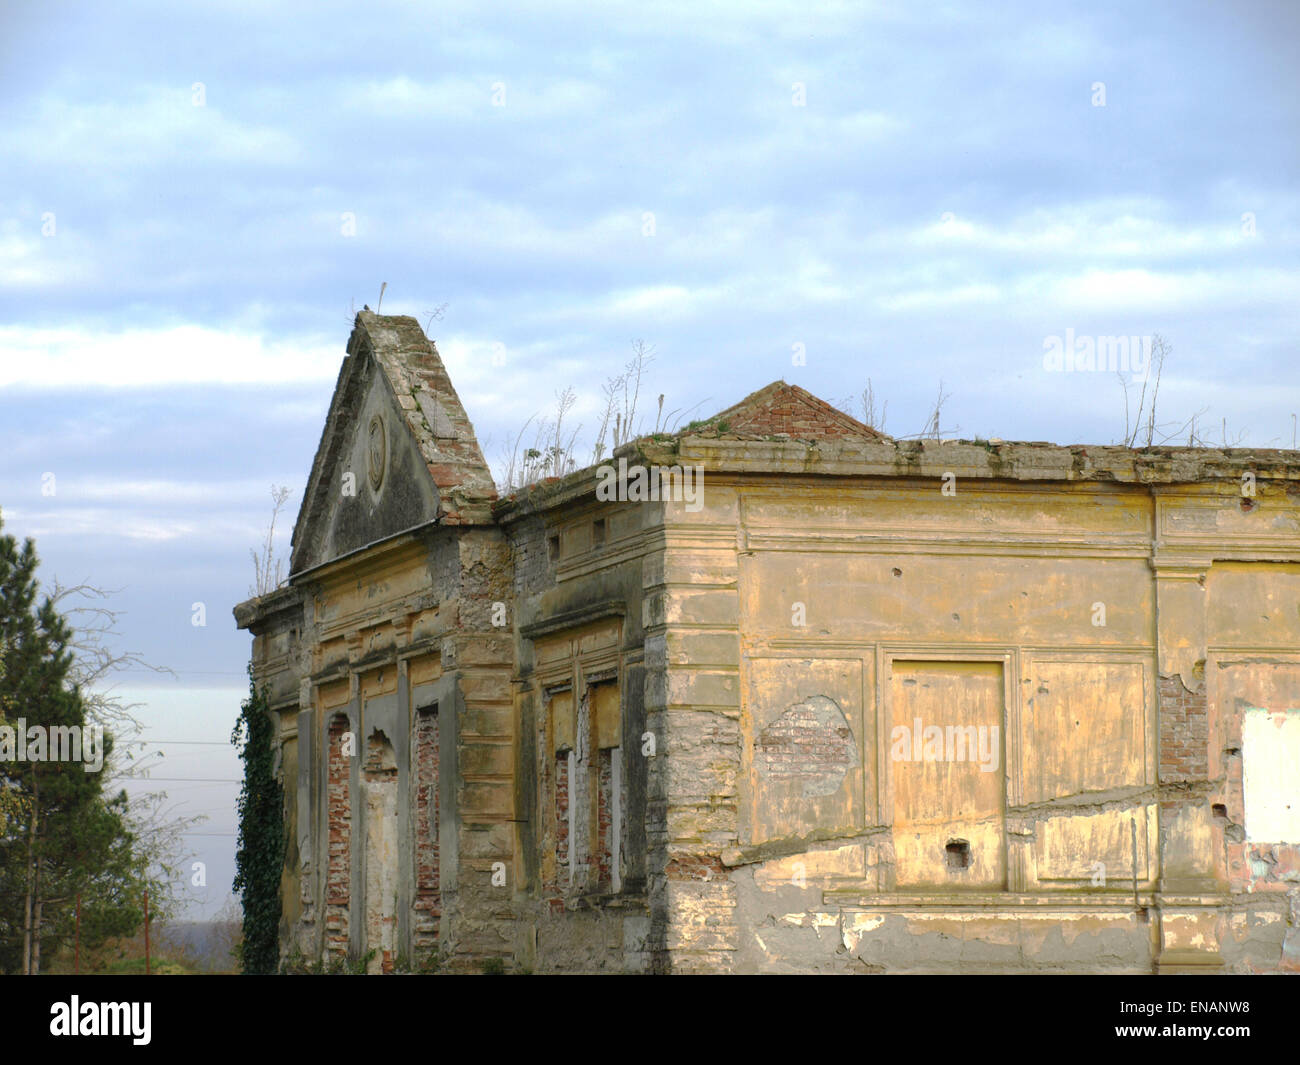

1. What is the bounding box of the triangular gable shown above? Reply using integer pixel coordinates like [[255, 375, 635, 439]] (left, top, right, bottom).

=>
[[697, 380, 889, 442], [289, 313, 496, 576]]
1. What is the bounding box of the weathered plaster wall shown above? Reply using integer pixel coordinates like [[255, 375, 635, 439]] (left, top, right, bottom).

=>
[[642, 474, 1300, 973], [1205, 562, 1300, 972]]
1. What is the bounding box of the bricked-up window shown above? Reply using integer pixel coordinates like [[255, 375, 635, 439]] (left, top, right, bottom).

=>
[[544, 677, 622, 897], [596, 748, 615, 889], [325, 713, 351, 962], [547, 687, 575, 897], [556, 748, 573, 888], [413, 705, 440, 952]]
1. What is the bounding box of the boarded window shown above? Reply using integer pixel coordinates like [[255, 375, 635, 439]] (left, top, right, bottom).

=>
[[890, 661, 1005, 890]]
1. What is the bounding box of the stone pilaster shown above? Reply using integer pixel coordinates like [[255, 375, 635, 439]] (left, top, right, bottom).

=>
[[643, 498, 742, 973]]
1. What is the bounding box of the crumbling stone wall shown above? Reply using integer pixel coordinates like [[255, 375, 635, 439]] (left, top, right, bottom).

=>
[[1210, 656, 1300, 972], [237, 324, 1300, 974], [641, 494, 744, 974], [552, 746, 571, 901], [325, 713, 351, 963], [512, 513, 551, 599], [596, 746, 615, 889], [432, 528, 518, 969], [501, 495, 654, 972]]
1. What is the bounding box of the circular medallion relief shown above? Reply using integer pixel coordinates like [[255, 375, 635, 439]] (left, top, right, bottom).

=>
[[367, 413, 387, 491]]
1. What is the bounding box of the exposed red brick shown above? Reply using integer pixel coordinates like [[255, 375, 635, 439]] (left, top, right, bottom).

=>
[[702, 381, 887, 442], [325, 714, 351, 962], [596, 747, 614, 889], [554, 749, 570, 894], [1158, 674, 1208, 782], [665, 854, 726, 881], [414, 706, 441, 955]]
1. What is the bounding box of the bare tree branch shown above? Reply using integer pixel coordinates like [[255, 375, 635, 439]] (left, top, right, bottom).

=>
[[1143, 334, 1169, 447], [422, 303, 448, 334], [46, 580, 175, 748], [250, 485, 292, 598], [860, 379, 888, 432]]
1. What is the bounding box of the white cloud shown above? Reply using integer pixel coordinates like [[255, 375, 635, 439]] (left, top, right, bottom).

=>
[[0, 324, 341, 387], [607, 284, 696, 316], [64, 479, 281, 505], [0, 221, 99, 288], [344, 74, 603, 120], [4, 508, 198, 542], [1046, 267, 1299, 312], [907, 203, 1259, 259], [11, 86, 300, 172], [878, 282, 1002, 311]]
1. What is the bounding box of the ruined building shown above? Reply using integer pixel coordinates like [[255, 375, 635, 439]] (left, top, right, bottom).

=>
[[235, 312, 1300, 973]]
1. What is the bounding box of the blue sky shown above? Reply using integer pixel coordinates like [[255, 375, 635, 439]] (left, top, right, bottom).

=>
[[1, 0, 1297, 918]]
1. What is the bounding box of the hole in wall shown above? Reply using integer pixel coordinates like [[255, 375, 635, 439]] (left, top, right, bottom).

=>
[[592, 518, 606, 547], [1240, 497, 1257, 513], [1211, 803, 1245, 842], [891, 567, 903, 577], [945, 839, 971, 871], [547, 535, 560, 562]]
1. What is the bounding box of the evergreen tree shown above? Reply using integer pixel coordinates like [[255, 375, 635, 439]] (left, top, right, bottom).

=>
[[0, 516, 146, 973]]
